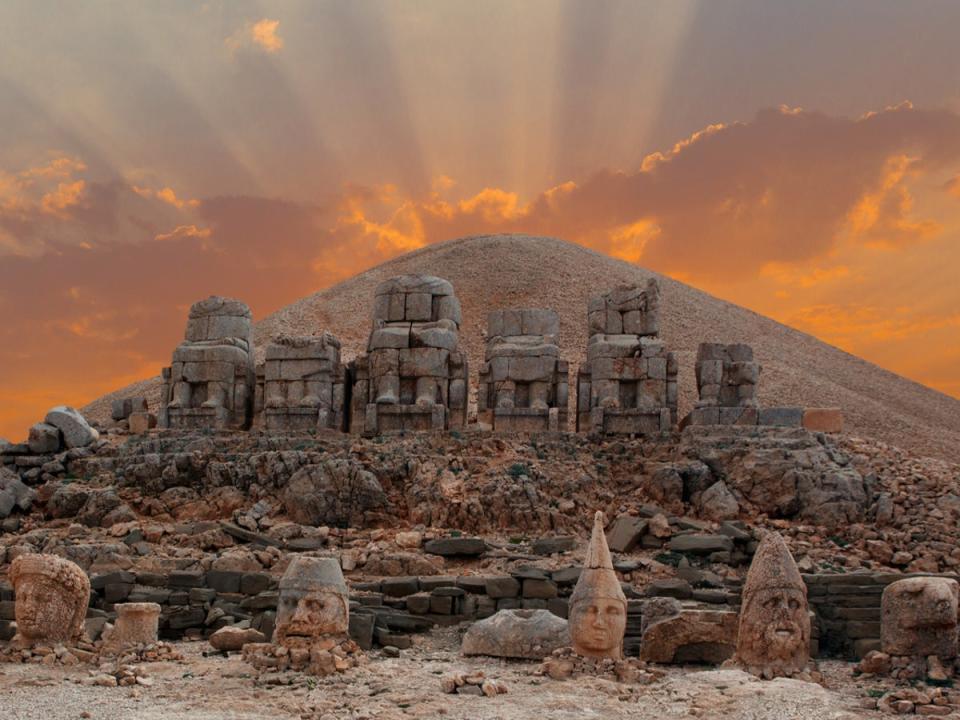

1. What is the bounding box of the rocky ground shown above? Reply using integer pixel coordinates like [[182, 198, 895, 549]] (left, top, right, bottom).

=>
[[0, 627, 897, 720]]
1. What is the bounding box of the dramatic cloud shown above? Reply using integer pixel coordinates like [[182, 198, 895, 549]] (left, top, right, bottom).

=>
[[0, 103, 959, 439]]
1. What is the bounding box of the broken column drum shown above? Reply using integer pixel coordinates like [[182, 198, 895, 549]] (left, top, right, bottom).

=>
[[349, 275, 468, 434], [159, 296, 255, 430], [478, 308, 568, 431], [254, 332, 347, 432], [576, 278, 678, 434]]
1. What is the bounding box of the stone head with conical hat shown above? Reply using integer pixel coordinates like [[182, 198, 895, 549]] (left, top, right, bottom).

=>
[[275, 556, 349, 645], [733, 530, 810, 678], [569, 511, 628, 660]]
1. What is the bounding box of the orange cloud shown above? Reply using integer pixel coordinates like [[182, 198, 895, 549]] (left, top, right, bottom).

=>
[[133, 185, 200, 210], [946, 175, 960, 198], [154, 224, 211, 242], [226, 18, 284, 55], [40, 179, 85, 216]]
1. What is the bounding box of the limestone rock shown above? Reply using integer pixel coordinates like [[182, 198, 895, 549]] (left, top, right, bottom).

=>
[[210, 626, 267, 652], [461, 609, 569, 659], [0, 468, 35, 518], [697, 481, 740, 521], [282, 460, 387, 528], [43, 406, 99, 449], [104, 603, 160, 652], [640, 606, 738, 664], [881, 577, 958, 658], [27, 422, 61, 454]]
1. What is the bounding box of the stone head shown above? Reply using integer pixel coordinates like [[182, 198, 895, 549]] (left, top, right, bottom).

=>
[[734, 532, 810, 677], [569, 511, 627, 660], [881, 577, 958, 658], [10, 553, 90, 647], [275, 557, 349, 644]]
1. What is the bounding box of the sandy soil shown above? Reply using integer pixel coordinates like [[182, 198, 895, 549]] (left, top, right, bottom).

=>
[[84, 235, 960, 462], [0, 626, 893, 720]]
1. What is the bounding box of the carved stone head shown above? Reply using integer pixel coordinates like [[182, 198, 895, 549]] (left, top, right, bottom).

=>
[[274, 557, 349, 645], [568, 511, 627, 660], [10, 553, 90, 648], [882, 577, 958, 658], [733, 532, 810, 678]]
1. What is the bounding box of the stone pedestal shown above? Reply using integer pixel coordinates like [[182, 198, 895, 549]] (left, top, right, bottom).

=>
[[107, 602, 161, 650]]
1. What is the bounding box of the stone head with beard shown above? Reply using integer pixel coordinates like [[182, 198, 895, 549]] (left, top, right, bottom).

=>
[[732, 531, 810, 679], [274, 556, 349, 646]]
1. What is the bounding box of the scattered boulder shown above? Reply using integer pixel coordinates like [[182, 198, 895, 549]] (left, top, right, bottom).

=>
[[0, 468, 35, 518], [462, 609, 569, 659], [43, 406, 99, 449], [210, 626, 266, 652], [27, 423, 61, 454], [424, 537, 486, 556], [696, 481, 739, 521], [282, 460, 387, 528]]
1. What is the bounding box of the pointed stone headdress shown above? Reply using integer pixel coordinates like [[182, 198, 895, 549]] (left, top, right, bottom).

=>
[[741, 531, 806, 600], [570, 511, 627, 607]]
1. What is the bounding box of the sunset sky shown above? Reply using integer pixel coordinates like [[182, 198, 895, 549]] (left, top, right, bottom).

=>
[[1, 0, 959, 440]]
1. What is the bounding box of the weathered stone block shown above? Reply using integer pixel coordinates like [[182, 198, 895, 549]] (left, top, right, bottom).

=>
[[803, 408, 844, 433]]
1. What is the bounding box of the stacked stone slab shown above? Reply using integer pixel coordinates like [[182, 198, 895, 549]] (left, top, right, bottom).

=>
[[576, 279, 677, 434], [349, 275, 467, 434], [683, 342, 804, 428], [478, 309, 568, 432], [254, 332, 346, 432], [159, 296, 255, 431]]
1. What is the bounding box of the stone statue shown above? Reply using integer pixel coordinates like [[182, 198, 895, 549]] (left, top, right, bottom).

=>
[[9, 553, 90, 648], [256, 332, 347, 431], [881, 577, 959, 659], [568, 511, 627, 660], [349, 275, 467, 434], [731, 531, 811, 679], [274, 556, 349, 645], [576, 279, 678, 434], [159, 296, 255, 430], [478, 308, 569, 432]]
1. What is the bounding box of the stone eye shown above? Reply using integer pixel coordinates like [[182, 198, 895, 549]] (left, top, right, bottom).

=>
[[789, 599, 799, 610]]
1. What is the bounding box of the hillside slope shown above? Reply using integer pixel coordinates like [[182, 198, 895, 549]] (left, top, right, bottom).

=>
[[85, 234, 960, 460]]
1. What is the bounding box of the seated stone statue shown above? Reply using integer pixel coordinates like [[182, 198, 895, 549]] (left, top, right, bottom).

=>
[[349, 275, 467, 434], [881, 577, 958, 660], [729, 531, 811, 679], [256, 332, 346, 431], [10, 553, 90, 648], [568, 511, 627, 660], [159, 296, 255, 430], [478, 308, 568, 431], [576, 279, 677, 434]]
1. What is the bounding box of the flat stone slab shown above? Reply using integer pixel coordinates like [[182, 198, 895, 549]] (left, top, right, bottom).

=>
[[424, 537, 486, 556]]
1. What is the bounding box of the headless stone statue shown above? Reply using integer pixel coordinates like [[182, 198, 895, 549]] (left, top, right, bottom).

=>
[[568, 511, 627, 660]]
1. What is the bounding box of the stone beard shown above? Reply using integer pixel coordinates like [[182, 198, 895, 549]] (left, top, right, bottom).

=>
[[569, 594, 627, 659], [10, 553, 90, 648]]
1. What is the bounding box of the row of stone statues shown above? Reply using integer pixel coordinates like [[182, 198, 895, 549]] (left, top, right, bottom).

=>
[[156, 274, 772, 436], [5, 526, 957, 681]]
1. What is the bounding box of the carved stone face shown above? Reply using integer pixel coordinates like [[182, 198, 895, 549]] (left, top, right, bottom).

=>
[[15, 574, 85, 645], [742, 587, 809, 661], [275, 588, 348, 643], [569, 597, 627, 658]]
